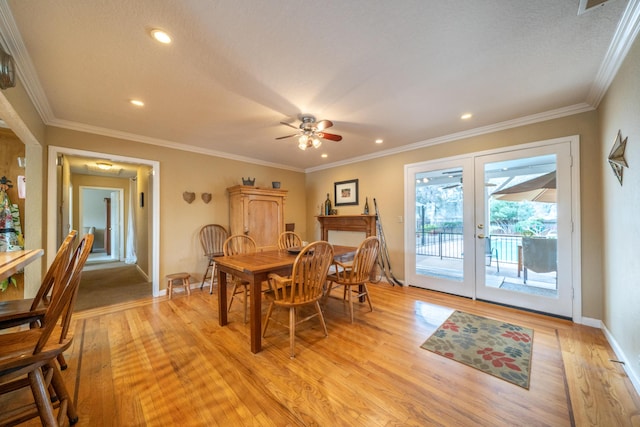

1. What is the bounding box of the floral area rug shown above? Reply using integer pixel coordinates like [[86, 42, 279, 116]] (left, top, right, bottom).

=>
[[421, 310, 533, 389]]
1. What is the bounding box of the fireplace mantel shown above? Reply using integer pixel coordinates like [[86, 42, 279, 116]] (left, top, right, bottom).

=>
[[317, 215, 377, 241]]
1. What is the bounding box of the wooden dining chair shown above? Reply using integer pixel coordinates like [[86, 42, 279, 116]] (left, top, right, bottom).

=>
[[198, 224, 228, 294], [325, 236, 380, 323], [277, 231, 302, 249], [263, 241, 334, 358], [0, 230, 78, 330], [0, 233, 93, 426], [223, 234, 257, 323]]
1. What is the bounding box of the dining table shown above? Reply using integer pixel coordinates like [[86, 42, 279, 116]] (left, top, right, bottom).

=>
[[0, 249, 45, 327], [215, 244, 356, 353], [0, 249, 44, 281]]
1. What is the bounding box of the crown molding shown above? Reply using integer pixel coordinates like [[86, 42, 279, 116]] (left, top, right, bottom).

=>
[[306, 103, 594, 173], [48, 117, 304, 173], [586, 0, 640, 107], [0, 1, 55, 122]]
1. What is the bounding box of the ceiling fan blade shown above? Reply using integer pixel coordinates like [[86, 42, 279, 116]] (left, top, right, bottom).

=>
[[280, 121, 299, 130], [315, 119, 333, 131], [317, 132, 342, 141], [275, 134, 298, 140]]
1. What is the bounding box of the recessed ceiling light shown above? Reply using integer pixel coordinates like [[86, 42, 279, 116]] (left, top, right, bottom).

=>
[[460, 113, 472, 120], [375, 139, 383, 144], [150, 29, 172, 44], [130, 99, 144, 107], [321, 153, 328, 158]]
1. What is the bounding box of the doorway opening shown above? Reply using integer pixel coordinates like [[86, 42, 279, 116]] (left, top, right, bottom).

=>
[[47, 146, 160, 300]]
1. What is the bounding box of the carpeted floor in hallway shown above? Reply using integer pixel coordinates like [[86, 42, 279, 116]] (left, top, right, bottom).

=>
[[75, 262, 151, 311]]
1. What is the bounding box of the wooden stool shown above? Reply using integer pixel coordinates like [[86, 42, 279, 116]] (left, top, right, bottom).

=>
[[166, 272, 191, 298]]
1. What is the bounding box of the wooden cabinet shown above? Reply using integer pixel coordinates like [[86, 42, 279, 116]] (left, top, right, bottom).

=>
[[227, 185, 287, 251]]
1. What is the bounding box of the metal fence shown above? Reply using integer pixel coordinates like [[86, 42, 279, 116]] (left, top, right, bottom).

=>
[[416, 232, 522, 264]]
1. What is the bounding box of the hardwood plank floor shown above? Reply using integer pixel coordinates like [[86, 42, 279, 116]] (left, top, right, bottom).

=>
[[2, 283, 639, 426]]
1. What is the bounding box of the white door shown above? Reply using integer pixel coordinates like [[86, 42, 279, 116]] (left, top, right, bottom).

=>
[[406, 139, 576, 318], [474, 143, 573, 317], [405, 157, 476, 297]]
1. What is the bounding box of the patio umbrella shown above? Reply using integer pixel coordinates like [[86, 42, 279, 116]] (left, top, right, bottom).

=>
[[492, 171, 556, 203]]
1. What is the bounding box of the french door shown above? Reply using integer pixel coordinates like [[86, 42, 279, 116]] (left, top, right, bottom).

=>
[[405, 139, 576, 318]]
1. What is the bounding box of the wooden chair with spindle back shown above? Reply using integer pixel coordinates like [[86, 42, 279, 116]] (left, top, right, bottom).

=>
[[223, 234, 257, 323], [325, 236, 379, 323], [264, 241, 334, 358], [198, 224, 228, 294]]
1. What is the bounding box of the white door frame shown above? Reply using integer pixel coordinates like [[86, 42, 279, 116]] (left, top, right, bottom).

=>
[[404, 135, 582, 320], [47, 146, 161, 296]]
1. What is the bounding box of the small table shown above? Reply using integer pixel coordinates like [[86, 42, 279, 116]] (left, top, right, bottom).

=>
[[0, 249, 44, 281], [216, 245, 356, 354]]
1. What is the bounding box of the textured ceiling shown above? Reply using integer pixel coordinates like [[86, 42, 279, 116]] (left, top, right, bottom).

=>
[[1, 0, 637, 171]]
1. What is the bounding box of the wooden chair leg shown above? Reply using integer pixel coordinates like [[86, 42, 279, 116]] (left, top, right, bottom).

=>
[[262, 302, 275, 337], [167, 279, 173, 299], [289, 307, 296, 358], [242, 285, 248, 323], [363, 284, 373, 312], [48, 361, 79, 425], [29, 368, 57, 426], [200, 259, 212, 290], [209, 263, 217, 295], [183, 278, 191, 296], [228, 282, 238, 312], [56, 353, 67, 370], [315, 301, 328, 337], [347, 285, 354, 323]]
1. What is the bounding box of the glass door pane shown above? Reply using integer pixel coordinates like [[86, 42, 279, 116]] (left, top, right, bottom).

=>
[[406, 158, 474, 297]]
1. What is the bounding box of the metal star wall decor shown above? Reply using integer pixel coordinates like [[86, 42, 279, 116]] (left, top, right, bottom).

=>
[[608, 130, 628, 185]]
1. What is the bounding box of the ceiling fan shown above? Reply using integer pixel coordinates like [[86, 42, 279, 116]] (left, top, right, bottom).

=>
[[276, 115, 342, 150]]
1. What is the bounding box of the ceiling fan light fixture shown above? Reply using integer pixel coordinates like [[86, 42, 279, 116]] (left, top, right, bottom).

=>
[[298, 140, 307, 150], [312, 137, 321, 148]]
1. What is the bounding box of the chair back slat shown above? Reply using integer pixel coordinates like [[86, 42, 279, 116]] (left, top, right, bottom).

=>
[[223, 234, 257, 256], [36, 233, 94, 353], [30, 230, 78, 310], [278, 231, 302, 249], [286, 241, 334, 304], [349, 237, 380, 282], [199, 224, 228, 257]]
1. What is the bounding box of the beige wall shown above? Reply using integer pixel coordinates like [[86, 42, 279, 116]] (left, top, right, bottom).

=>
[[0, 78, 45, 297], [306, 111, 602, 318], [45, 127, 307, 286], [598, 34, 640, 384]]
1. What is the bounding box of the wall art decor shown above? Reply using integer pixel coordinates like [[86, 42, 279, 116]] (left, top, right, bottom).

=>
[[201, 193, 212, 203], [608, 129, 628, 185], [334, 179, 359, 206], [183, 191, 196, 203]]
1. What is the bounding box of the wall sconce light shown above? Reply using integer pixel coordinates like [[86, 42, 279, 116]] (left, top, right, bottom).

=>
[[17, 157, 25, 168]]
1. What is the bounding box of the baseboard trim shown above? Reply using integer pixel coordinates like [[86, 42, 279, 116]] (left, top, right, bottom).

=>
[[601, 322, 640, 397]]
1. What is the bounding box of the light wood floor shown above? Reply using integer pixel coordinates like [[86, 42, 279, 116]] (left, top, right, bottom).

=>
[[3, 283, 639, 426]]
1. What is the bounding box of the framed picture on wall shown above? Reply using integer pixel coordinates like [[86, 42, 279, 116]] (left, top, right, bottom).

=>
[[334, 179, 359, 206]]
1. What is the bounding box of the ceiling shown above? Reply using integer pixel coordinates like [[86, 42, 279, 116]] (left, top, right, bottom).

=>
[[0, 0, 638, 172]]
